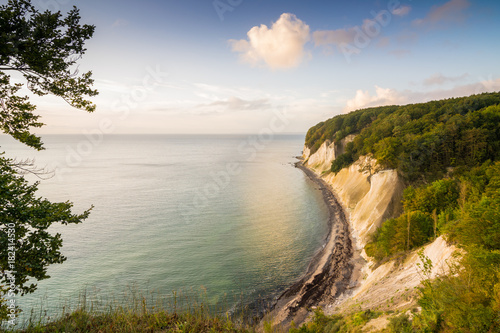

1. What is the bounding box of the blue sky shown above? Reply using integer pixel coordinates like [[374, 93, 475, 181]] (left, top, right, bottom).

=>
[[26, 0, 500, 134]]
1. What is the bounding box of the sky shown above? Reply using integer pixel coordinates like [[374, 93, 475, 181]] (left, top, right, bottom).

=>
[[16, 0, 500, 135]]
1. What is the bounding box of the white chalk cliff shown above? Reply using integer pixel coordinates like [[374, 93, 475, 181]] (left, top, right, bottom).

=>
[[302, 137, 458, 324], [303, 138, 403, 249]]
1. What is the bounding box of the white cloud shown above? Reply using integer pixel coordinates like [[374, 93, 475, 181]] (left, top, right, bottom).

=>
[[230, 6, 412, 67], [413, 0, 470, 27], [229, 13, 310, 70], [345, 78, 500, 112], [313, 28, 356, 46], [313, 16, 386, 47], [194, 97, 271, 114], [392, 5, 411, 17], [430, 77, 500, 98], [423, 73, 470, 86], [345, 86, 407, 111], [312, 11, 395, 52]]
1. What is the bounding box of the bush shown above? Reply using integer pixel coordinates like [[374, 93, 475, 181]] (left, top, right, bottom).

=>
[[331, 153, 354, 174], [365, 211, 433, 261], [388, 313, 413, 333]]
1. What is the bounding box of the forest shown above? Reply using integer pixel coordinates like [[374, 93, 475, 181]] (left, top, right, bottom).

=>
[[305, 92, 500, 332], [305, 93, 500, 182]]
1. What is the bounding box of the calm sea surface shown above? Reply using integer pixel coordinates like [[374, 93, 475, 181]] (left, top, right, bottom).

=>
[[1, 134, 329, 321]]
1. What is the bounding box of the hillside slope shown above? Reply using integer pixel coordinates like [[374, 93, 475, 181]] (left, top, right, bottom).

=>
[[298, 92, 500, 332]]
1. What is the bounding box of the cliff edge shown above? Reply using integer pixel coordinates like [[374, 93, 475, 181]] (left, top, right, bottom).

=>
[[303, 139, 404, 251], [300, 138, 458, 329]]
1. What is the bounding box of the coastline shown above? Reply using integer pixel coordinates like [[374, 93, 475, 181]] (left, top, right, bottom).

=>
[[264, 161, 360, 328]]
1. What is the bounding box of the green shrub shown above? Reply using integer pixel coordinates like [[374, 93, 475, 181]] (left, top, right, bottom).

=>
[[388, 313, 413, 333]]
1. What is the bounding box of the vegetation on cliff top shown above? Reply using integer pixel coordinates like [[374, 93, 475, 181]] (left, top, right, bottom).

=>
[[364, 159, 500, 332], [306, 92, 500, 331], [305, 92, 500, 182]]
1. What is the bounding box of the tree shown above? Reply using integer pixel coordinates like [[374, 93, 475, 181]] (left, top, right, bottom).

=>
[[0, 0, 97, 150], [0, 156, 92, 297], [0, 0, 96, 322]]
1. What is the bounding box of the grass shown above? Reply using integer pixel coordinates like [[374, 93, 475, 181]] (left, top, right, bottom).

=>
[[1, 288, 256, 333], [1, 288, 397, 332], [0, 303, 401, 333], [287, 308, 383, 333], [14, 308, 249, 332]]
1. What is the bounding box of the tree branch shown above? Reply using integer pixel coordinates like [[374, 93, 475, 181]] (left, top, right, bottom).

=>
[[9, 158, 54, 180], [0, 67, 30, 71]]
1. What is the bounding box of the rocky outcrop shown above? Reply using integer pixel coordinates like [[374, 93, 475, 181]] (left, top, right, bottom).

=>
[[304, 140, 336, 173], [303, 135, 356, 174]]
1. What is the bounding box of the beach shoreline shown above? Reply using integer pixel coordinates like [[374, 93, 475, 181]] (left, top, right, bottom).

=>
[[263, 161, 360, 328]]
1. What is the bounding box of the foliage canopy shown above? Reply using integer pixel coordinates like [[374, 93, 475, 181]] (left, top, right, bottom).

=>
[[324, 99, 500, 330], [0, 0, 96, 323], [306, 92, 500, 331], [0, 0, 97, 150], [305, 93, 500, 182]]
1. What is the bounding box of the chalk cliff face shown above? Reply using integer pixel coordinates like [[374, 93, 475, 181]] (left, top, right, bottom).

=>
[[339, 236, 458, 317], [303, 135, 356, 174], [302, 145, 311, 161], [303, 140, 336, 173], [303, 138, 457, 323], [304, 146, 403, 249], [325, 163, 404, 250]]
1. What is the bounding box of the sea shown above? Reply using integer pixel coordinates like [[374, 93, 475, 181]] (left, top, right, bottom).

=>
[[0, 134, 329, 324]]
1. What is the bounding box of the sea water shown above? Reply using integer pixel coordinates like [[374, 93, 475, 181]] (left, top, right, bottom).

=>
[[0, 134, 329, 322]]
